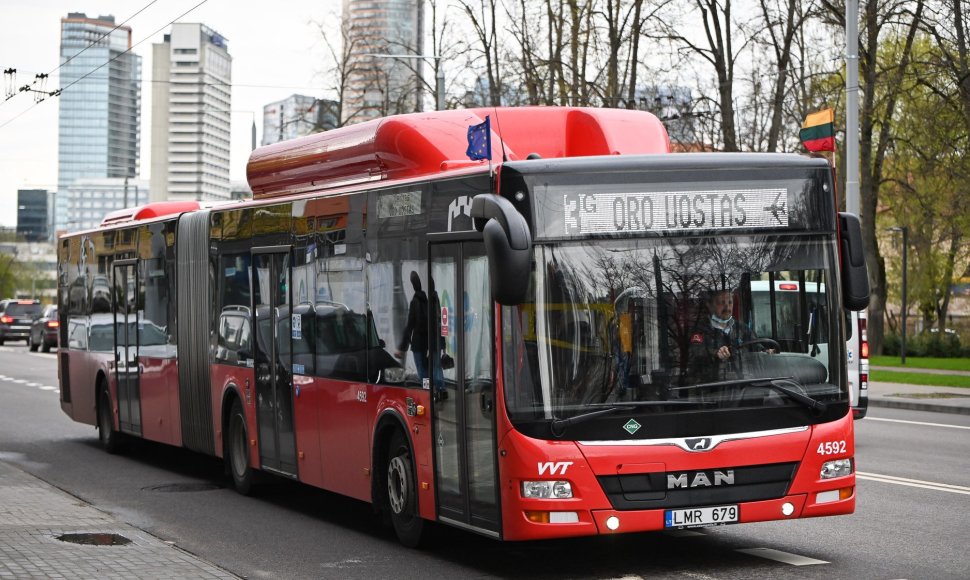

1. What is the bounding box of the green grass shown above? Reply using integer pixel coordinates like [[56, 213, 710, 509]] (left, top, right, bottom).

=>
[[870, 369, 970, 388], [869, 355, 970, 372]]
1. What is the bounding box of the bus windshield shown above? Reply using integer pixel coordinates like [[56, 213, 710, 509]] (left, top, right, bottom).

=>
[[502, 234, 846, 436]]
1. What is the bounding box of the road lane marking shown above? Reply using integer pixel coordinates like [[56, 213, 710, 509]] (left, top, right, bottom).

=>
[[40, 386, 57, 391], [737, 548, 828, 566], [857, 472, 970, 495], [867, 417, 970, 430]]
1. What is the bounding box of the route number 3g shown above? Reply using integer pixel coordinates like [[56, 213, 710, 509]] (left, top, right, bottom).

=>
[[817, 440, 847, 455]]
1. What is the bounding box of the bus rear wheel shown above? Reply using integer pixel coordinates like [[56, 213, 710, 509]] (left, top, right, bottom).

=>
[[227, 398, 255, 495], [385, 430, 424, 547], [97, 384, 122, 453]]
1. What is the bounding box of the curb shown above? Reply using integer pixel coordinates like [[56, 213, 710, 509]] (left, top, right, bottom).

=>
[[868, 398, 970, 416]]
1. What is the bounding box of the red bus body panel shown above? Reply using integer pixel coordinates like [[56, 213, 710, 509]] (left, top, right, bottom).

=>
[[137, 353, 181, 446]]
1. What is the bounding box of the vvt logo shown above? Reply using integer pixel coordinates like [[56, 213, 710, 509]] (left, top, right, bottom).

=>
[[537, 461, 573, 476]]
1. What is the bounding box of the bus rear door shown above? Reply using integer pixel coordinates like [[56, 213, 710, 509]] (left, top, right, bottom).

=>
[[113, 259, 142, 436]]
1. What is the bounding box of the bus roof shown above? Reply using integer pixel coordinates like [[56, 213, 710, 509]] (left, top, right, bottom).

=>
[[246, 107, 671, 200]]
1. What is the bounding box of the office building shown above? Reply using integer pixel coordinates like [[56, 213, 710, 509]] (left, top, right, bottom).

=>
[[67, 177, 149, 231], [151, 23, 232, 202], [16, 189, 51, 242], [56, 13, 141, 234], [342, 0, 424, 124], [261, 95, 339, 146]]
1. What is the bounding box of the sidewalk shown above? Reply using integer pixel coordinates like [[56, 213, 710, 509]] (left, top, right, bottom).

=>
[[867, 379, 970, 415], [0, 461, 238, 580]]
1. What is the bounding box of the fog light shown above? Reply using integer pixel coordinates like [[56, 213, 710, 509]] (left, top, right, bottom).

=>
[[782, 502, 795, 516], [606, 516, 620, 531], [820, 458, 853, 479], [816, 490, 839, 504], [521, 480, 573, 499]]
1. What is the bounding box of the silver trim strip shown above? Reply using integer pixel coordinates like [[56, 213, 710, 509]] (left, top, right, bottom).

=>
[[437, 516, 501, 539], [578, 426, 809, 452]]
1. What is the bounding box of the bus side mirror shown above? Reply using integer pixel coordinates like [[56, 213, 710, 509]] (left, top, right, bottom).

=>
[[471, 194, 532, 305], [838, 212, 870, 311]]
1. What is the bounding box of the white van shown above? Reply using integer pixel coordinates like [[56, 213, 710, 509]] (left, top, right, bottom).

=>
[[748, 281, 868, 419]]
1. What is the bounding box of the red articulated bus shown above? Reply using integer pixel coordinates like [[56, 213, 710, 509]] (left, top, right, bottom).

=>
[[57, 107, 869, 545]]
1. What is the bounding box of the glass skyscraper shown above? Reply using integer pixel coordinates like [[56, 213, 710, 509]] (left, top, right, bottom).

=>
[[56, 13, 141, 234]]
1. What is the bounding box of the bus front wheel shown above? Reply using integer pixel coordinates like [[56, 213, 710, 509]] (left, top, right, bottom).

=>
[[227, 398, 255, 495], [385, 430, 424, 547]]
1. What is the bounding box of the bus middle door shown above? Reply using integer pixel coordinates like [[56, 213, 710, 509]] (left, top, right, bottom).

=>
[[252, 248, 298, 477], [429, 236, 500, 537]]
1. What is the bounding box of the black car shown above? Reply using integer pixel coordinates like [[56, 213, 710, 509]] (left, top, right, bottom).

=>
[[28, 305, 58, 352], [0, 299, 44, 345]]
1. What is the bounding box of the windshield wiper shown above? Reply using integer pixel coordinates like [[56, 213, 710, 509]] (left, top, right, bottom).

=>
[[671, 376, 827, 414], [551, 400, 714, 435]]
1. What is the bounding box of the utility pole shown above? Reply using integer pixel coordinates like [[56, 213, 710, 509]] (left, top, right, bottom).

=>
[[845, 0, 860, 215]]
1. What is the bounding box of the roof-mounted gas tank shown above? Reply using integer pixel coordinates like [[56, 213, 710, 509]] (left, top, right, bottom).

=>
[[246, 107, 670, 200]]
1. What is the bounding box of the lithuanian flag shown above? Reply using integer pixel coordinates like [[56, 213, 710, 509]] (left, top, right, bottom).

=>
[[799, 109, 835, 152]]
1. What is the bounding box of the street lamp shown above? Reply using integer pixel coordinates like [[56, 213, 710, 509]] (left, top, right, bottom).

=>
[[888, 226, 909, 364], [366, 53, 445, 111]]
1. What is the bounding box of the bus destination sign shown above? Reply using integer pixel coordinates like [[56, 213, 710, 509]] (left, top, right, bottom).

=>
[[562, 188, 788, 236]]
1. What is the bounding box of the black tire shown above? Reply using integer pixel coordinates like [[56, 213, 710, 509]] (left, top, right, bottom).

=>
[[28, 333, 38, 352], [385, 430, 425, 547], [0, 338, 5, 346], [227, 398, 255, 495], [97, 383, 123, 454], [41, 340, 51, 353]]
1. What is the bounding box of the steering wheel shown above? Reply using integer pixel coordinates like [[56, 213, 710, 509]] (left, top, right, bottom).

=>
[[737, 338, 781, 352]]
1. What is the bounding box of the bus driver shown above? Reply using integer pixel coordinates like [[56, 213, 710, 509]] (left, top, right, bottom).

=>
[[689, 289, 774, 382]]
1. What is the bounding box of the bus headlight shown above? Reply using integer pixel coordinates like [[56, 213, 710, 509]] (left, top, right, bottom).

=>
[[820, 458, 853, 479], [521, 480, 573, 499]]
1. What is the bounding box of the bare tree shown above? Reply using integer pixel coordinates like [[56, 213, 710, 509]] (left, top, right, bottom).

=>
[[659, 0, 755, 151], [820, 0, 925, 354], [457, 0, 504, 106], [756, 0, 817, 151]]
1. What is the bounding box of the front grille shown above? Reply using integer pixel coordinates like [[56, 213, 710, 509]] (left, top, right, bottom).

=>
[[597, 462, 798, 510]]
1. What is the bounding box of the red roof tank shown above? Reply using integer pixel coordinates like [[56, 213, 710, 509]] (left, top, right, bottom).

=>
[[246, 107, 670, 200]]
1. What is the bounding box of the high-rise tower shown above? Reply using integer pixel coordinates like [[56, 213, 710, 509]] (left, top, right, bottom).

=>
[[342, 0, 424, 124], [150, 23, 232, 202], [56, 13, 141, 234]]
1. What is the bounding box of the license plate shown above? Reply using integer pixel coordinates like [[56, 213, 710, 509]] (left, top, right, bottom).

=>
[[664, 504, 738, 528]]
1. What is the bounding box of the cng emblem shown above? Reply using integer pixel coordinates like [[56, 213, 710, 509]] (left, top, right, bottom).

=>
[[623, 419, 641, 435]]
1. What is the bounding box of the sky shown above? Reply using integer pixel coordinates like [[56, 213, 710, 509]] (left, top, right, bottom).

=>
[[0, 0, 343, 228]]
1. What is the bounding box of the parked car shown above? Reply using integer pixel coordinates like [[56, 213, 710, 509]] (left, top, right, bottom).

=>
[[0, 299, 44, 345], [27, 305, 58, 352]]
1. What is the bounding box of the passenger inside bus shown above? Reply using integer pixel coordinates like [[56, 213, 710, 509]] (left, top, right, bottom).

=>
[[688, 289, 776, 383]]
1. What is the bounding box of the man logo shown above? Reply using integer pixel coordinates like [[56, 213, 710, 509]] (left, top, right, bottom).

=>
[[667, 469, 735, 489], [686, 437, 713, 451]]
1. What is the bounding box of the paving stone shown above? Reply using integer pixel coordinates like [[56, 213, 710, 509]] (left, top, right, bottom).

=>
[[0, 461, 239, 579]]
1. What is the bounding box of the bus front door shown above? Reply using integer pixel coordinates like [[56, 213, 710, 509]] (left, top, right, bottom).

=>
[[430, 239, 500, 537], [252, 249, 298, 477], [113, 259, 142, 436]]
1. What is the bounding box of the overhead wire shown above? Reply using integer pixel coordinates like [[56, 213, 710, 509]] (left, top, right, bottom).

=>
[[1, 0, 160, 106], [0, 0, 210, 131]]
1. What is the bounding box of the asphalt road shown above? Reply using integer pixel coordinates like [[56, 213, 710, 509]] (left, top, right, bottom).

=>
[[1, 345, 967, 579]]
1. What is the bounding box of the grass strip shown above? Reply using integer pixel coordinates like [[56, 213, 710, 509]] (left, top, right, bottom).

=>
[[869, 356, 970, 372], [870, 369, 970, 388]]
